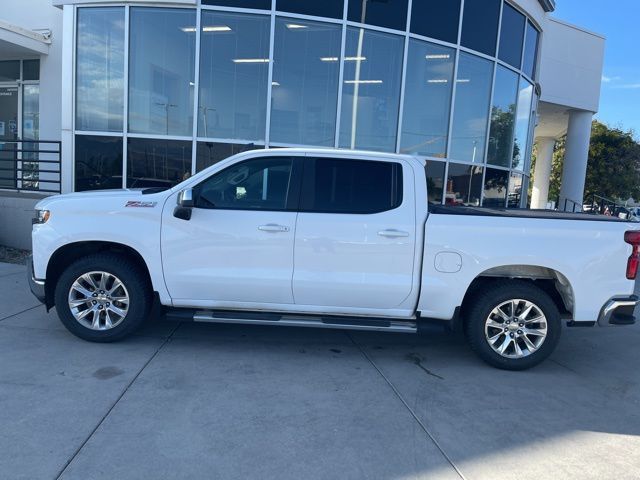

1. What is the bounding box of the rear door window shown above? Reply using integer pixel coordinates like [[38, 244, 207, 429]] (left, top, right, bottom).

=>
[[301, 157, 403, 214]]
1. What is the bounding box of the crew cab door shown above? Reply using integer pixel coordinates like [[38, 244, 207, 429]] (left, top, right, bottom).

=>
[[293, 155, 416, 311], [161, 155, 301, 306]]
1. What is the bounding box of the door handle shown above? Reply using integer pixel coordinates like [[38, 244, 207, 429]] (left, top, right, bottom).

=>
[[378, 229, 410, 238], [258, 224, 290, 233]]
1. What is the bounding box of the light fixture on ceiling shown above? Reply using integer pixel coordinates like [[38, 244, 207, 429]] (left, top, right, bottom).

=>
[[272, 81, 280, 86], [425, 54, 450, 60], [344, 79, 383, 84], [286, 23, 307, 29], [181, 26, 232, 33], [232, 58, 270, 63], [427, 79, 448, 83], [456, 79, 471, 83], [320, 56, 367, 62]]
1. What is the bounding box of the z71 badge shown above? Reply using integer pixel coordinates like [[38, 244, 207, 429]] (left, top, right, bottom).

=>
[[125, 201, 157, 208]]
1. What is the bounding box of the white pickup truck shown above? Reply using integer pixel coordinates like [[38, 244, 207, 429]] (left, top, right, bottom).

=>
[[29, 148, 639, 370]]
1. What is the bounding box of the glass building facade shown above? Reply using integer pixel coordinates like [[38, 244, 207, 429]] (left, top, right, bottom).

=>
[[73, 0, 539, 208]]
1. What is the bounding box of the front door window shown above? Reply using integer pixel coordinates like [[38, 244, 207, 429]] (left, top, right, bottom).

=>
[[0, 86, 19, 188]]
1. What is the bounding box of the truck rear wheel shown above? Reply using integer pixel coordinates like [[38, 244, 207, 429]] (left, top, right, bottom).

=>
[[54, 253, 152, 342], [464, 280, 561, 370]]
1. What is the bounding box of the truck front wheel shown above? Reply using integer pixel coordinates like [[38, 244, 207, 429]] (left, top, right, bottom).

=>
[[464, 280, 561, 370], [54, 253, 152, 342]]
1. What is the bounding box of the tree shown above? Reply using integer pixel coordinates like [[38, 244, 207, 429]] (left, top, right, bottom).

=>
[[531, 121, 640, 204]]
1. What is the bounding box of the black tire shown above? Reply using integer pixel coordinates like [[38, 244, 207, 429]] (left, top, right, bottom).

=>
[[54, 253, 152, 342], [464, 280, 561, 370]]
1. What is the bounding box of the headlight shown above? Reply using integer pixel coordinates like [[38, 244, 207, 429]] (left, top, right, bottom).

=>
[[32, 209, 50, 225]]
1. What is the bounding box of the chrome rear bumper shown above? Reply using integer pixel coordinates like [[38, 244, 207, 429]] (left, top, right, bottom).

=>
[[597, 295, 638, 326]]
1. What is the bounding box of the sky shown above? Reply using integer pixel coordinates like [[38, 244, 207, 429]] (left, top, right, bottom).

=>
[[552, 0, 640, 138]]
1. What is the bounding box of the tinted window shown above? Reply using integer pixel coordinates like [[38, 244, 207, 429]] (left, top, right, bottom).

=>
[[75, 135, 123, 191], [512, 78, 534, 171], [487, 66, 518, 167], [198, 12, 270, 141], [277, 0, 344, 19], [129, 8, 196, 136], [483, 168, 508, 207], [202, 0, 271, 9], [348, 0, 409, 31], [410, 0, 461, 44], [400, 40, 454, 158], [425, 160, 445, 204], [0, 61, 20, 82], [76, 7, 125, 132], [449, 53, 493, 162], [498, 3, 525, 69], [508, 172, 524, 208], [127, 138, 192, 188], [302, 158, 402, 214], [522, 21, 539, 78], [23, 60, 40, 81], [339, 28, 404, 152], [460, 0, 500, 56], [270, 18, 341, 146], [445, 163, 483, 206], [196, 142, 263, 172], [195, 157, 292, 210]]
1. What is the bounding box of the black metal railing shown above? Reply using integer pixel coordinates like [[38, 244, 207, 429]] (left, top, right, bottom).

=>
[[0, 140, 61, 194], [585, 194, 626, 217], [562, 198, 582, 213]]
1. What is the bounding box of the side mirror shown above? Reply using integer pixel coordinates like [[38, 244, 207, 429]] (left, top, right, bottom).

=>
[[174, 188, 194, 221], [177, 188, 194, 208]]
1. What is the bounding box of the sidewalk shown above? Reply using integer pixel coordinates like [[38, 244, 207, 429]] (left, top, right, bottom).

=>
[[1, 262, 639, 480]]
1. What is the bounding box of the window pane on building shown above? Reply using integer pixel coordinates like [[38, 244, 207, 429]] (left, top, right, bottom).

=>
[[0, 61, 20, 82], [460, 0, 500, 56], [198, 12, 269, 141], [449, 53, 493, 162], [76, 8, 124, 132], [129, 8, 196, 136], [483, 167, 508, 208], [425, 160, 445, 204], [522, 21, 539, 79], [348, 0, 409, 31], [339, 28, 404, 152], [201, 0, 271, 9], [410, 0, 461, 44], [498, 3, 525, 69], [23, 60, 40, 81], [445, 163, 483, 206], [196, 141, 263, 172], [277, 0, 344, 19], [75, 135, 123, 191], [487, 66, 518, 167], [270, 19, 341, 147], [23, 85, 39, 141], [301, 158, 403, 214], [400, 40, 454, 158], [127, 138, 192, 188], [512, 78, 534, 171], [508, 172, 524, 208]]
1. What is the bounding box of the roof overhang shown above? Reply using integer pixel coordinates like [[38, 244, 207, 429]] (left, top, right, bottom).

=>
[[538, 0, 556, 12], [0, 20, 50, 58]]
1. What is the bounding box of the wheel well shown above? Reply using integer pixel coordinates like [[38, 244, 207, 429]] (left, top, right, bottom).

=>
[[45, 241, 152, 309], [460, 266, 574, 323]]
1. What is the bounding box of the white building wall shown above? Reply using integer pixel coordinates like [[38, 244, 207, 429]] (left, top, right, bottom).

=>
[[1, 0, 63, 142], [538, 18, 605, 113]]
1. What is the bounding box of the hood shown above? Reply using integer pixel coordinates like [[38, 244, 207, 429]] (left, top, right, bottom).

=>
[[35, 189, 155, 210]]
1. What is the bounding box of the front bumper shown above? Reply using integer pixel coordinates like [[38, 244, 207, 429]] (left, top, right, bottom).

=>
[[27, 255, 46, 304], [597, 295, 639, 326]]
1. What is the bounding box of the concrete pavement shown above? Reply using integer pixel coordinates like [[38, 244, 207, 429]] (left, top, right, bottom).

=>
[[1, 261, 639, 479]]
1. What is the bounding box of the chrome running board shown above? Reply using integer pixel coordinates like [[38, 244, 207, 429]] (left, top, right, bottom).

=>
[[185, 309, 417, 333]]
